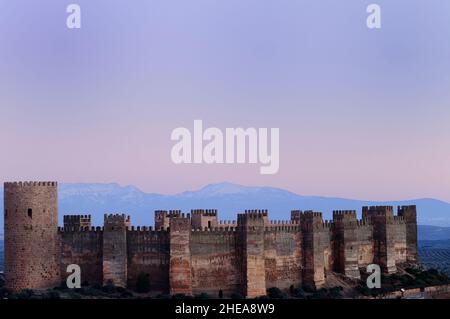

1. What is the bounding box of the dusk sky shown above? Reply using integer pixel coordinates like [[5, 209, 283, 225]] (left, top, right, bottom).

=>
[[1, 0, 450, 201]]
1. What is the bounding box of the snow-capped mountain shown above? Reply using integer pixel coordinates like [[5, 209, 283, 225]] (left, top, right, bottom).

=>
[[1, 182, 450, 236]]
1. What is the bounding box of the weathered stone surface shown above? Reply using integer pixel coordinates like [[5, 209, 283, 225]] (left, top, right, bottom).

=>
[[4, 182, 60, 292], [4, 183, 418, 297], [169, 216, 192, 295], [102, 214, 130, 287]]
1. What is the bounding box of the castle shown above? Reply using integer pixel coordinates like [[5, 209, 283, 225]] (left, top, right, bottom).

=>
[[3, 182, 418, 298]]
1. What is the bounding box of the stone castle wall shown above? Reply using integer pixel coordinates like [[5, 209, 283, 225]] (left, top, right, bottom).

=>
[[263, 225, 302, 290], [4, 182, 61, 291], [59, 227, 103, 285], [3, 182, 418, 297], [191, 228, 240, 296], [126, 227, 170, 292]]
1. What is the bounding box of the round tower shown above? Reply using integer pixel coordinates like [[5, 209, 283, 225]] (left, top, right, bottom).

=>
[[4, 181, 60, 291]]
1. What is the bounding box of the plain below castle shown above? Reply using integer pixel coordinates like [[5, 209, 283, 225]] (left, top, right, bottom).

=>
[[3, 181, 418, 298]]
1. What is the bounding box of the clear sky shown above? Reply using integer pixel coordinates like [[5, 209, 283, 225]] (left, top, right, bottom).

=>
[[1, 0, 450, 201]]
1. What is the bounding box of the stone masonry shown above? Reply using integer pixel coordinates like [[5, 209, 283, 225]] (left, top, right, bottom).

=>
[[3, 182, 418, 298]]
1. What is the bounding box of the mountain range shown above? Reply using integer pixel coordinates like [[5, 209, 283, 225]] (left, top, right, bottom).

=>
[[1, 182, 450, 239]]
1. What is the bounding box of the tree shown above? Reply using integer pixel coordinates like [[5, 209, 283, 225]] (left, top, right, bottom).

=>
[[136, 272, 151, 293]]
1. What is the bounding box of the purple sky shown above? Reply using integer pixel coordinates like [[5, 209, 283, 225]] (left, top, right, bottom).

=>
[[1, 0, 450, 201]]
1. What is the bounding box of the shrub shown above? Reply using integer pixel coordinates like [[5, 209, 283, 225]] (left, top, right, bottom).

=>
[[218, 290, 223, 299], [102, 282, 117, 294], [293, 287, 306, 299], [289, 285, 295, 295], [120, 290, 134, 298], [302, 283, 316, 293], [356, 285, 372, 296], [310, 288, 329, 299], [194, 292, 211, 299], [172, 293, 188, 299], [135, 273, 151, 293], [77, 286, 104, 297], [54, 282, 68, 291], [44, 291, 61, 299], [15, 289, 35, 299], [230, 292, 244, 299], [92, 283, 103, 290], [67, 291, 82, 299], [0, 287, 11, 299], [328, 287, 343, 299], [267, 287, 287, 299]]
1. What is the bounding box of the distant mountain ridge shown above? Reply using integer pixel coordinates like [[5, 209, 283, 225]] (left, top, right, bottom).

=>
[[1, 182, 450, 238]]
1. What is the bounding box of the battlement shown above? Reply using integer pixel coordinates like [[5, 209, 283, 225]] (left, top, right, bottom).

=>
[[64, 214, 91, 221], [398, 205, 416, 211], [323, 220, 333, 228], [130, 226, 153, 231], [104, 214, 131, 232], [155, 210, 184, 230], [128, 226, 170, 236], [333, 210, 357, 224], [169, 210, 182, 216], [174, 213, 190, 219], [333, 210, 357, 216], [4, 181, 57, 188], [268, 220, 295, 225], [237, 210, 269, 228], [237, 211, 266, 221], [218, 220, 237, 226], [356, 219, 369, 227], [58, 226, 103, 233], [244, 209, 268, 216], [362, 205, 394, 218], [264, 225, 300, 232], [290, 210, 302, 223], [192, 226, 237, 233], [63, 214, 92, 229], [155, 210, 182, 217], [302, 211, 322, 217], [397, 205, 417, 221], [300, 211, 323, 218], [191, 209, 217, 216], [299, 211, 324, 232], [104, 213, 131, 223]]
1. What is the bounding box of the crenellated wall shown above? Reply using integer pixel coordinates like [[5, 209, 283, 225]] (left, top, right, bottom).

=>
[[300, 211, 327, 288], [103, 214, 130, 287], [263, 225, 302, 290], [59, 226, 103, 285], [238, 212, 267, 298], [191, 209, 219, 229], [363, 206, 398, 273], [4, 182, 418, 297], [332, 210, 360, 279], [126, 228, 170, 292], [169, 215, 193, 295], [355, 220, 374, 267], [190, 228, 240, 296]]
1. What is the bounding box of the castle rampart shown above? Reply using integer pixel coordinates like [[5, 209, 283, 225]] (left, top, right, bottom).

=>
[[3, 182, 418, 297]]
